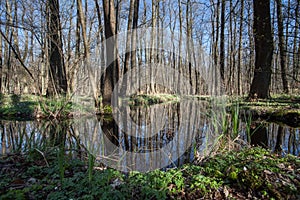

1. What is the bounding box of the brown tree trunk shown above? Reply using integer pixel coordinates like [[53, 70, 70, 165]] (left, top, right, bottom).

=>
[[220, 0, 225, 93], [94, 0, 105, 98], [131, 0, 139, 69], [276, 0, 289, 94], [292, 0, 299, 87], [249, 0, 273, 99], [237, 0, 244, 95], [186, 0, 193, 94], [149, 0, 158, 94], [124, 0, 135, 76], [77, 0, 100, 108], [246, 1, 255, 93], [227, 0, 233, 95], [4, 0, 12, 93], [211, 0, 220, 95], [47, 0, 67, 96], [102, 0, 120, 106], [177, 0, 183, 94]]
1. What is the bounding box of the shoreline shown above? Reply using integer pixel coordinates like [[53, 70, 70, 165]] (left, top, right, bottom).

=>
[[0, 94, 299, 127]]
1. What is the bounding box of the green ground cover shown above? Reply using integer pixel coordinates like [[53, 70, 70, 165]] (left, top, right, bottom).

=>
[[0, 147, 299, 199]]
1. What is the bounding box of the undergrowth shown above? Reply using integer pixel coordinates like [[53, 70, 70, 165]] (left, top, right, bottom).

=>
[[1, 147, 299, 200]]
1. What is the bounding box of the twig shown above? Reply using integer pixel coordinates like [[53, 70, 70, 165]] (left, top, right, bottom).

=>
[[34, 148, 50, 167]]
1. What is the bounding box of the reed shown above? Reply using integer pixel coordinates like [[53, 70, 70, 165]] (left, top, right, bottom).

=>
[[231, 102, 240, 138]]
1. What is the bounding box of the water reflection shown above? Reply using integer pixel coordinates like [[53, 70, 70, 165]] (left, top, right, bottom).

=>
[[75, 100, 213, 171], [1, 101, 299, 171]]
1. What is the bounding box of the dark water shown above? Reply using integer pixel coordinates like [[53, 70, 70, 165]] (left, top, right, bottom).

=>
[[1, 100, 299, 171]]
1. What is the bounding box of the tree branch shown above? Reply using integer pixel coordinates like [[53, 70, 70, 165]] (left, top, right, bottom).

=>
[[0, 29, 35, 80]]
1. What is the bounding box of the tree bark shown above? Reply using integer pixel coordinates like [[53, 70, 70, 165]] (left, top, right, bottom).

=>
[[276, 0, 289, 94], [177, 0, 183, 94], [211, 0, 220, 95], [102, 0, 120, 106], [77, 0, 100, 107], [292, 0, 299, 88], [124, 0, 135, 76], [237, 0, 244, 95], [249, 0, 273, 99], [46, 0, 67, 96], [131, 0, 139, 69], [186, 0, 193, 94], [149, 0, 158, 94], [220, 0, 226, 93], [4, 0, 12, 93]]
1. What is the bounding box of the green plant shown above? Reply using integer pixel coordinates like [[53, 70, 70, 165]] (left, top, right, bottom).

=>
[[11, 94, 21, 105], [0, 94, 37, 118], [38, 96, 72, 119], [190, 174, 221, 194], [231, 102, 240, 138], [102, 105, 113, 114]]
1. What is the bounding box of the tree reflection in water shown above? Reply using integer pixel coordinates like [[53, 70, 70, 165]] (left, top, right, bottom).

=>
[[1, 102, 299, 170]]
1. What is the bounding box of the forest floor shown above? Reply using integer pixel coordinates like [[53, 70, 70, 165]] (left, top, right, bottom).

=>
[[0, 146, 299, 199]]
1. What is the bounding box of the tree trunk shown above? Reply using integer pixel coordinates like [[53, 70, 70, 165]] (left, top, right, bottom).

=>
[[4, 0, 12, 93], [177, 0, 183, 94], [149, 0, 157, 94], [237, 0, 244, 95], [276, 0, 289, 94], [47, 0, 67, 96], [211, 0, 220, 95], [186, 0, 193, 94], [292, 0, 299, 88], [131, 0, 139, 69], [77, 0, 100, 108], [94, 0, 105, 99], [220, 0, 225, 93], [102, 0, 120, 106], [249, 0, 273, 99], [124, 0, 135, 76]]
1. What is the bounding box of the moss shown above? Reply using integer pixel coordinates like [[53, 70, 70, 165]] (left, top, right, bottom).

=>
[[129, 94, 179, 106], [101, 105, 113, 114]]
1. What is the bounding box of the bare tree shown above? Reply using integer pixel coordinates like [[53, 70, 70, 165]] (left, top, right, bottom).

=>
[[249, 0, 273, 99], [211, 0, 220, 95], [46, 0, 67, 96], [124, 0, 135, 76], [0, 0, 298, 102], [237, 0, 244, 95], [276, 0, 289, 93], [131, 0, 139, 70], [102, 0, 120, 106], [77, 0, 100, 107], [292, 0, 299, 87], [219, 0, 225, 92]]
